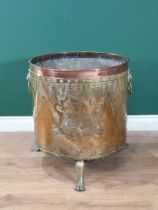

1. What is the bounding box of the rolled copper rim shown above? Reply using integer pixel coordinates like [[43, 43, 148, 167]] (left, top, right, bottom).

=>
[[29, 51, 129, 79]]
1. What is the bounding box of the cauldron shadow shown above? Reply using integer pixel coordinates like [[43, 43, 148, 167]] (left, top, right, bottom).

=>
[[41, 143, 136, 182]]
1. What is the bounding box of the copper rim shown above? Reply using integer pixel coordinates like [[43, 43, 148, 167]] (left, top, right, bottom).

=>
[[29, 51, 128, 79]]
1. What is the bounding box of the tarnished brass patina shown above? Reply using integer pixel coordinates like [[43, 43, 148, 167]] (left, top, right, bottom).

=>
[[27, 52, 131, 191]]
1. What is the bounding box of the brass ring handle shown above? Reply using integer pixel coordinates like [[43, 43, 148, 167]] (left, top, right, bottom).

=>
[[26, 70, 31, 93], [128, 70, 132, 95]]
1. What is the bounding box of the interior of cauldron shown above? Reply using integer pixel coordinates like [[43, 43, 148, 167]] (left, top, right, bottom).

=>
[[30, 52, 128, 71]]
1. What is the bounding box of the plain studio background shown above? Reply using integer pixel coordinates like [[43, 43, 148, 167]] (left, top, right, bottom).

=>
[[0, 0, 158, 116]]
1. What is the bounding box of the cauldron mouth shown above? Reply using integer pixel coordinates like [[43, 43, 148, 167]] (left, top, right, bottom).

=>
[[29, 51, 128, 79]]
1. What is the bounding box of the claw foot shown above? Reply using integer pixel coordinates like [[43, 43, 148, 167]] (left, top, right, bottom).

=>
[[31, 144, 41, 152], [75, 181, 86, 192], [75, 160, 86, 192], [124, 142, 129, 149]]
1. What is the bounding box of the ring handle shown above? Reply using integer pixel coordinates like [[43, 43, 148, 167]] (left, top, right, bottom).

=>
[[26, 70, 31, 93], [128, 70, 132, 95]]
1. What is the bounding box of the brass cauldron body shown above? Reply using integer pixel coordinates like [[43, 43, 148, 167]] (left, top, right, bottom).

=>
[[27, 52, 131, 191]]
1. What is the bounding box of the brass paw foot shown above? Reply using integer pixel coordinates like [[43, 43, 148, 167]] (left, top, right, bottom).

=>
[[31, 143, 41, 152], [74, 160, 86, 192], [75, 180, 86, 192], [124, 142, 129, 149]]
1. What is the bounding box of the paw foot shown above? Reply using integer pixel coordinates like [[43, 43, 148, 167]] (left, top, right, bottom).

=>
[[74, 181, 86, 192], [124, 143, 129, 149], [31, 144, 41, 152]]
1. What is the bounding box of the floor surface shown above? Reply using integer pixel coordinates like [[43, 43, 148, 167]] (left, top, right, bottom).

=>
[[0, 132, 158, 210]]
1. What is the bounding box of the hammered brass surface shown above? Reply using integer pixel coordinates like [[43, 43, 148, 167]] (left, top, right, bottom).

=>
[[28, 71, 128, 160]]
